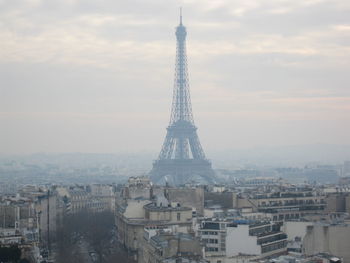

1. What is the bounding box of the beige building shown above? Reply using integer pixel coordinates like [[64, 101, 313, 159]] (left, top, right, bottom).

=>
[[57, 186, 112, 214], [303, 222, 350, 263], [57, 187, 90, 213], [35, 192, 58, 246], [139, 231, 204, 263], [90, 184, 116, 211], [346, 195, 350, 214], [233, 188, 326, 221], [166, 187, 205, 216], [0, 188, 61, 261], [122, 176, 152, 200], [17, 188, 60, 247], [116, 197, 193, 260], [144, 202, 192, 224], [138, 230, 205, 263]]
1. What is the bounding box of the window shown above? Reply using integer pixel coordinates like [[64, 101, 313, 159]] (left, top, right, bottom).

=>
[[206, 247, 219, 252], [177, 212, 181, 221]]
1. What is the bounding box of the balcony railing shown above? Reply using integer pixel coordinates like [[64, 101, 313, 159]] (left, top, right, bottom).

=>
[[257, 233, 287, 245]]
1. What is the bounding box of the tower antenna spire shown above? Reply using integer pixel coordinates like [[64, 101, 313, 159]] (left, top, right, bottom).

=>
[[180, 7, 182, 25]]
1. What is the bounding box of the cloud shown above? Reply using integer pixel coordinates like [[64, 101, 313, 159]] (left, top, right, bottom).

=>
[[333, 24, 350, 31], [1, 0, 349, 69]]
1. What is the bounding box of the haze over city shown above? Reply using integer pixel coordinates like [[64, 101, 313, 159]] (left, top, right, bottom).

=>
[[1, 0, 349, 157], [2, 1, 350, 263]]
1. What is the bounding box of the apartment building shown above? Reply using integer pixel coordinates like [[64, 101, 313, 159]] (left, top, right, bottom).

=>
[[116, 196, 194, 260], [236, 187, 326, 221], [139, 230, 205, 263], [198, 220, 287, 263], [303, 222, 350, 263]]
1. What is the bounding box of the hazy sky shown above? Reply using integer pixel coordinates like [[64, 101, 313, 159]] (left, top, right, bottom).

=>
[[0, 0, 349, 154]]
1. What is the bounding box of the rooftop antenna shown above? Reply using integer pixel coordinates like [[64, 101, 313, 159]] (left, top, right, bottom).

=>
[[180, 7, 183, 25]]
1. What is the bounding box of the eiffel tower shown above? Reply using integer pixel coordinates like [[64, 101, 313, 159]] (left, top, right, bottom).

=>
[[150, 12, 216, 185]]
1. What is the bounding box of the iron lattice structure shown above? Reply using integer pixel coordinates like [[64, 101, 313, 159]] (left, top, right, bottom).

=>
[[150, 14, 216, 185]]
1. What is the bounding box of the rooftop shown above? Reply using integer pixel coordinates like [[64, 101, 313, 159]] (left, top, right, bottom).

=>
[[150, 232, 194, 248], [144, 203, 191, 212], [201, 222, 220, 230]]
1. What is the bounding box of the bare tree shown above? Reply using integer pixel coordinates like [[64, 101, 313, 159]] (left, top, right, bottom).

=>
[[56, 210, 120, 263]]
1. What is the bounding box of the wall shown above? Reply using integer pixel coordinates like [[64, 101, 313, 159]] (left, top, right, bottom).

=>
[[147, 209, 192, 224], [325, 194, 346, 213], [346, 195, 350, 214], [124, 200, 150, 218], [205, 192, 234, 209], [303, 224, 350, 263], [226, 225, 260, 257], [166, 188, 204, 216], [282, 221, 312, 241], [37, 194, 57, 246]]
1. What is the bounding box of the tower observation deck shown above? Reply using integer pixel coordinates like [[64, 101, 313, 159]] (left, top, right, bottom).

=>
[[149, 12, 216, 185]]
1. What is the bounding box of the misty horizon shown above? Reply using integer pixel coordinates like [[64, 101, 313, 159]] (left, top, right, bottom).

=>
[[1, 143, 350, 168]]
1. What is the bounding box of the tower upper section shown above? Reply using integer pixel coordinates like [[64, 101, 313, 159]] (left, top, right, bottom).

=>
[[169, 12, 194, 125], [176, 16, 187, 42]]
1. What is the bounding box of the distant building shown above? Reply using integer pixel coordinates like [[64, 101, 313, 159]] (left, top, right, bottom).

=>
[[339, 177, 350, 185], [205, 192, 235, 210], [89, 184, 116, 211], [234, 186, 327, 221], [346, 195, 350, 214], [342, 161, 350, 177], [56, 186, 112, 213], [303, 167, 339, 184], [122, 176, 152, 200], [0, 183, 17, 195], [325, 193, 350, 213], [238, 177, 278, 187]]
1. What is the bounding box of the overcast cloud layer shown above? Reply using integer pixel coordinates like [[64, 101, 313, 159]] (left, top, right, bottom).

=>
[[0, 0, 349, 154]]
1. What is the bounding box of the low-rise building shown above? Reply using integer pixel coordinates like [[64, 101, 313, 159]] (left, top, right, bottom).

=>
[[57, 186, 112, 213], [139, 230, 205, 263], [89, 184, 116, 211], [303, 222, 350, 263], [122, 176, 152, 200], [116, 196, 194, 260], [0, 228, 22, 245], [198, 220, 287, 263], [233, 187, 326, 221], [166, 187, 205, 216]]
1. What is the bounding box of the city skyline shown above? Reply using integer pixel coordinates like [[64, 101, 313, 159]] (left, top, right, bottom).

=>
[[1, 0, 349, 154]]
